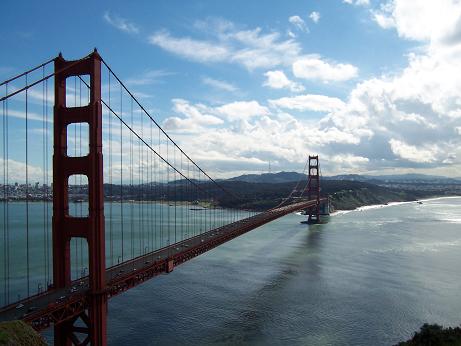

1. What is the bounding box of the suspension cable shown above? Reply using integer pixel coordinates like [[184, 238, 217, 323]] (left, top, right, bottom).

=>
[[99, 58, 241, 201], [270, 158, 310, 210], [0, 57, 55, 87], [0, 53, 92, 102]]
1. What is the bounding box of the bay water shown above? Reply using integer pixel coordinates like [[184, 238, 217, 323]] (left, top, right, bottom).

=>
[[2, 197, 461, 345], [107, 197, 461, 345]]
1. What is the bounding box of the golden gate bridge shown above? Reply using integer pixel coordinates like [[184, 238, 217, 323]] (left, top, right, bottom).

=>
[[0, 50, 327, 345]]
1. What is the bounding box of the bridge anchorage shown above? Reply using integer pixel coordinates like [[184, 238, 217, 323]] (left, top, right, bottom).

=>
[[0, 50, 327, 345]]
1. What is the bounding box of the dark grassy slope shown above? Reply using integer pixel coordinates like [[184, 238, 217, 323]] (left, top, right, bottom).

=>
[[99, 179, 449, 211], [324, 181, 426, 211], [396, 323, 461, 346], [0, 320, 47, 346], [217, 180, 437, 211]]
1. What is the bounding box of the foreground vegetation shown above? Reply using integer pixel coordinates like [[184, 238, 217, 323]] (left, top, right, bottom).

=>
[[0, 320, 46, 346], [217, 180, 443, 211], [98, 178, 458, 211], [397, 323, 461, 346]]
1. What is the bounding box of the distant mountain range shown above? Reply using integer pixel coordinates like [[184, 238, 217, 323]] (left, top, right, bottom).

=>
[[324, 173, 461, 184], [227, 171, 307, 183], [227, 171, 461, 184]]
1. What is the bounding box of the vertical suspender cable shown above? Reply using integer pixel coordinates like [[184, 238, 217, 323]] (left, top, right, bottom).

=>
[[139, 111, 143, 255], [25, 73, 30, 298], [174, 147, 177, 244], [2, 84, 7, 304], [120, 73, 124, 264], [187, 160, 189, 239], [195, 168, 198, 236], [154, 138, 157, 250], [142, 107, 145, 254], [74, 77, 78, 279], [42, 67, 47, 291], [79, 78, 83, 274], [167, 139, 170, 252], [5, 84, 9, 303], [150, 121, 153, 252], [198, 169, 201, 234], [45, 78, 49, 288], [130, 97, 134, 260], [180, 153, 183, 241], [158, 127, 162, 248], [214, 182, 216, 229], [147, 120, 150, 253], [109, 73, 113, 267]]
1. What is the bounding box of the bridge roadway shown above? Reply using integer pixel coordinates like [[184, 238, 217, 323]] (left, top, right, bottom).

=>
[[0, 199, 324, 331]]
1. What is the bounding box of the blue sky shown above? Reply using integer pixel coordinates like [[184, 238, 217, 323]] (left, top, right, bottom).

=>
[[2, 0, 461, 179]]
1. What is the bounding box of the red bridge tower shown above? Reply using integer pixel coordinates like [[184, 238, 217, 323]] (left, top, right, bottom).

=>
[[307, 155, 321, 224], [53, 50, 107, 345]]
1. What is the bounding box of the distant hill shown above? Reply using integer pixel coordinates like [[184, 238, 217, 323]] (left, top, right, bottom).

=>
[[227, 171, 307, 184], [217, 179, 442, 211], [324, 173, 461, 184], [227, 172, 461, 185]]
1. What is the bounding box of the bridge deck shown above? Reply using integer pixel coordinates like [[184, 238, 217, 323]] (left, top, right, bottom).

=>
[[0, 199, 323, 330]]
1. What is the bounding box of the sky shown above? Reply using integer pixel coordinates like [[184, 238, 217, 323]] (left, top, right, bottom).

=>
[[1, 0, 461, 179]]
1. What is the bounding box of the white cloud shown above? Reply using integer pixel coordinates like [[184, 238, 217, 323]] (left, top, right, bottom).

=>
[[126, 70, 172, 86], [269, 94, 345, 112], [149, 31, 230, 63], [320, 37, 461, 172], [329, 154, 369, 167], [287, 30, 296, 38], [373, 12, 395, 30], [160, 98, 364, 177], [263, 70, 304, 92], [292, 57, 358, 82], [216, 101, 269, 120], [0, 159, 47, 183], [148, 18, 360, 86], [153, 8, 461, 176], [288, 15, 308, 32], [103, 12, 139, 34], [6, 109, 52, 123], [149, 20, 303, 70], [389, 139, 437, 163], [202, 77, 238, 92], [163, 99, 224, 132], [343, 0, 370, 6], [309, 12, 321, 24], [372, 0, 461, 46]]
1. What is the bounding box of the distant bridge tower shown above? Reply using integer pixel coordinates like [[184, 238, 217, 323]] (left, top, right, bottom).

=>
[[307, 155, 320, 224], [53, 50, 107, 345]]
